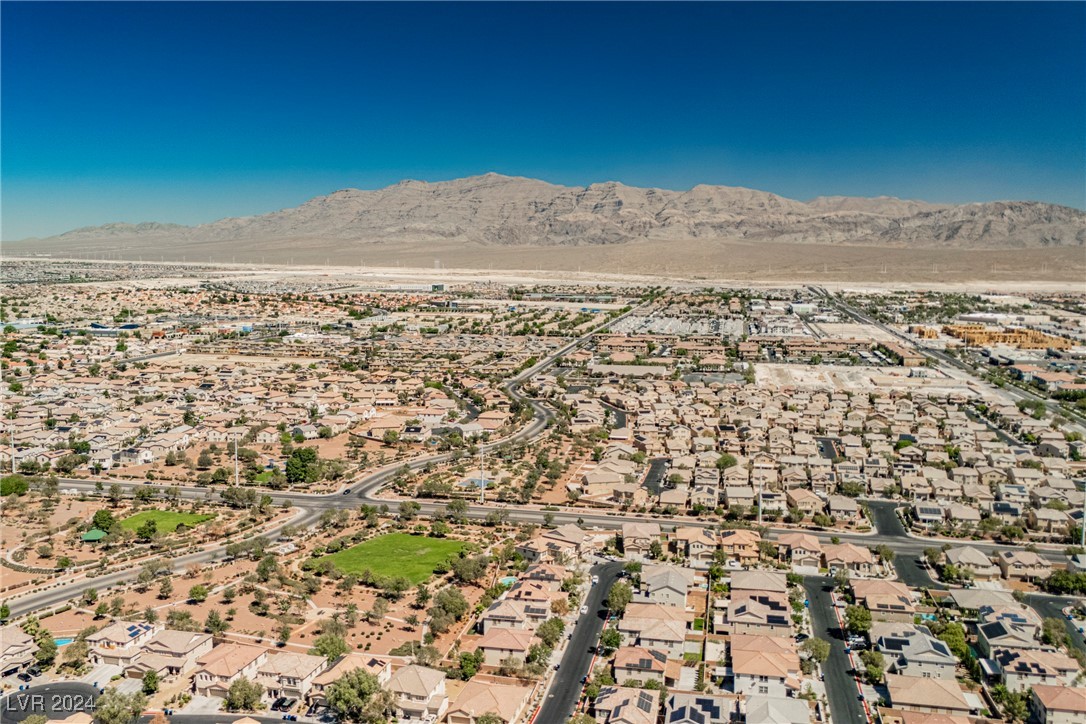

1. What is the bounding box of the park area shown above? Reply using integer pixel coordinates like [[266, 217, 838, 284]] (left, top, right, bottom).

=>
[[319, 532, 469, 585], [119, 509, 215, 533]]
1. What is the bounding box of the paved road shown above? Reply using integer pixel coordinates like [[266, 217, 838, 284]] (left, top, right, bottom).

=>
[[803, 576, 867, 724], [537, 561, 622, 723], [1024, 593, 1086, 655], [0, 682, 99, 722]]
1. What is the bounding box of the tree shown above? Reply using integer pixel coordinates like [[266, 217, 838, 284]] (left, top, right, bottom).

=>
[[92, 509, 115, 531], [715, 453, 738, 470], [325, 667, 383, 722], [476, 714, 503, 724], [859, 649, 884, 683], [83, 588, 99, 605], [600, 627, 622, 654], [205, 609, 229, 634], [34, 636, 57, 666], [157, 578, 173, 600], [537, 617, 566, 648], [187, 584, 209, 603], [255, 554, 279, 582], [369, 598, 389, 622], [451, 554, 489, 585], [136, 519, 158, 542], [398, 500, 420, 521], [312, 633, 349, 660], [92, 689, 147, 724], [142, 669, 159, 694], [607, 581, 633, 613], [0, 602, 9, 620], [223, 677, 264, 711], [801, 637, 831, 665], [414, 584, 431, 609], [446, 498, 468, 522], [197, 450, 214, 469], [844, 605, 872, 634]]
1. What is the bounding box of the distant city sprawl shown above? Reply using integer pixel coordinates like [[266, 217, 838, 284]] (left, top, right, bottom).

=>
[[1, 259, 1084, 724]]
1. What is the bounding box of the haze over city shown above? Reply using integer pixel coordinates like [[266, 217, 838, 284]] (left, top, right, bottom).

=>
[[1, 4, 1085, 724]]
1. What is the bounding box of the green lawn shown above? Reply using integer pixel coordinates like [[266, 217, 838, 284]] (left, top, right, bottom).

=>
[[320, 533, 469, 585], [120, 509, 215, 533]]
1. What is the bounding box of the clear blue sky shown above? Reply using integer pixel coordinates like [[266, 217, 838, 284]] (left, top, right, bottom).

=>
[[3, 1, 1084, 239]]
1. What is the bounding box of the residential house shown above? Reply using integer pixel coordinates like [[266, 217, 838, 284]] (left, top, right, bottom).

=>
[[884, 675, 973, 716], [995, 648, 1080, 692], [595, 686, 661, 724], [444, 679, 533, 724], [386, 664, 448, 721], [622, 522, 662, 561], [639, 565, 693, 609], [613, 646, 668, 685], [125, 630, 213, 680], [672, 526, 718, 569], [823, 543, 875, 576], [872, 623, 958, 679], [308, 654, 392, 708], [257, 652, 327, 701], [852, 580, 916, 622], [192, 643, 268, 697], [996, 550, 1053, 581], [1030, 685, 1086, 724], [775, 532, 822, 569], [943, 547, 1000, 581], [0, 625, 39, 677], [87, 621, 162, 666], [718, 529, 761, 566], [474, 627, 535, 666]]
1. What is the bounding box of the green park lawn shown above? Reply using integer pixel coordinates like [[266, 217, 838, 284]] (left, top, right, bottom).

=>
[[119, 509, 215, 533], [320, 532, 469, 585]]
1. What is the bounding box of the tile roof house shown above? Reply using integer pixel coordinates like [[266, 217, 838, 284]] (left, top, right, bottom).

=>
[[613, 646, 668, 685], [0, 625, 39, 677], [663, 692, 734, 724], [444, 678, 534, 724], [256, 652, 328, 701], [872, 623, 957, 679], [595, 686, 661, 724], [87, 621, 162, 667], [474, 627, 535, 666], [885, 675, 973, 716], [943, 546, 999, 580], [822, 543, 875, 575], [308, 654, 392, 707], [745, 695, 813, 724], [995, 550, 1053, 581], [192, 643, 268, 698], [125, 630, 213, 680], [1029, 685, 1086, 724], [386, 664, 448, 720], [775, 532, 822, 569], [995, 648, 1081, 692]]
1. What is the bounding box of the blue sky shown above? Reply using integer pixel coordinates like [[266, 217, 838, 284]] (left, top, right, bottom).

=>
[[3, 1, 1084, 239]]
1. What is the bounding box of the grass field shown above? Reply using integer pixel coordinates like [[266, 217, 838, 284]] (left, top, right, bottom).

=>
[[320, 533, 469, 584], [120, 509, 215, 533]]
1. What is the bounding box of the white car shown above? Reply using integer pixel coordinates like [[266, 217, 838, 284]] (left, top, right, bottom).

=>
[[591, 575, 600, 585], [580, 605, 589, 615]]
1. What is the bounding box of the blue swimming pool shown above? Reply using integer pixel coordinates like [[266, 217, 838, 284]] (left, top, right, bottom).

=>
[[499, 576, 518, 587], [55, 638, 74, 647]]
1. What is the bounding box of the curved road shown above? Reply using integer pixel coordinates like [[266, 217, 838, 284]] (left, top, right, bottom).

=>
[[6, 304, 644, 618]]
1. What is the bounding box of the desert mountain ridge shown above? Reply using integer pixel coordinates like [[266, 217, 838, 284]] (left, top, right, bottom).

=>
[[18, 173, 1086, 249]]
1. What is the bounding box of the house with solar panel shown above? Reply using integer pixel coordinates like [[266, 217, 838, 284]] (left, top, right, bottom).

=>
[[86, 620, 162, 666], [595, 685, 660, 724], [663, 691, 735, 724]]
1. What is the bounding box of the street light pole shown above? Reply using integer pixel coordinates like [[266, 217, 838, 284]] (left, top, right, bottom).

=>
[[234, 432, 239, 486]]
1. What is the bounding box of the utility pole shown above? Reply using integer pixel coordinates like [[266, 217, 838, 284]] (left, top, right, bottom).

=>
[[479, 448, 486, 505], [757, 480, 763, 527], [233, 432, 239, 486]]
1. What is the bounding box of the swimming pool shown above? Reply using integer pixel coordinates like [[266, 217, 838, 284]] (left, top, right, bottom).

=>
[[499, 576, 518, 587], [55, 637, 74, 647]]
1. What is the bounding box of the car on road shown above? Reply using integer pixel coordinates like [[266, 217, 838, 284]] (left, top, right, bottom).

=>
[[580, 605, 588, 615], [554, 663, 560, 670], [591, 575, 600, 585], [343, 488, 352, 495]]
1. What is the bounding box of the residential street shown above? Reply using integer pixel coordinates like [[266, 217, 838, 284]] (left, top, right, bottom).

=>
[[803, 576, 868, 724], [536, 560, 623, 723]]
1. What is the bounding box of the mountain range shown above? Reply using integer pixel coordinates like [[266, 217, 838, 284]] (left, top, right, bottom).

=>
[[21, 173, 1086, 249]]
